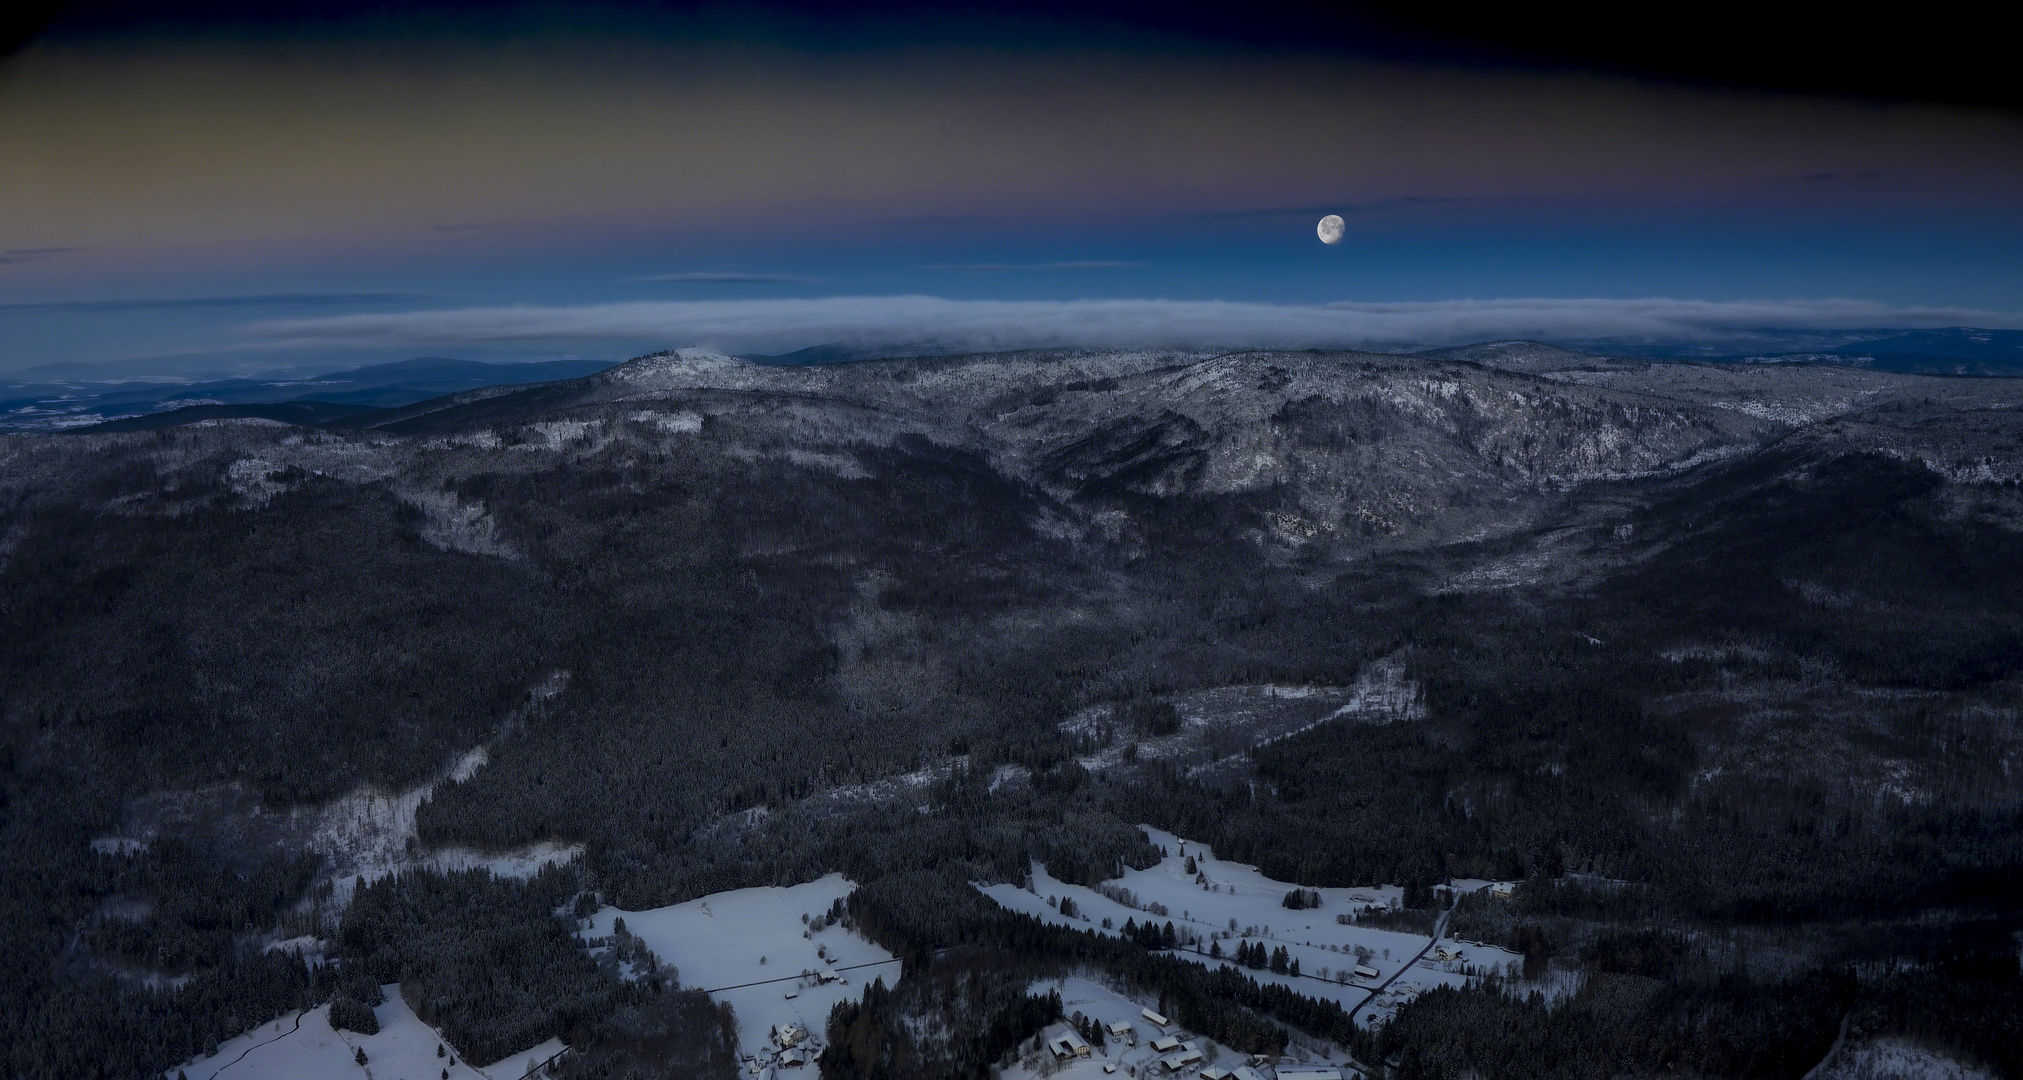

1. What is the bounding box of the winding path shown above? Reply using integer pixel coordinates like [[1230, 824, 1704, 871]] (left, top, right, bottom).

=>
[[203, 1007, 307, 1079]]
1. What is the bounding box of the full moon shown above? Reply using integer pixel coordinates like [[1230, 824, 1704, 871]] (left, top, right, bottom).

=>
[[1317, 214, 1345, 244]]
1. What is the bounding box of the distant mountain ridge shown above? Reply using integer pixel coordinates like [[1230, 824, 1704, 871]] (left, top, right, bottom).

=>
[[1553, 327, 2023, 376], [12, 329, 2021, 435], [0, 356, 619, 432], [743, 329, 2023, 378]]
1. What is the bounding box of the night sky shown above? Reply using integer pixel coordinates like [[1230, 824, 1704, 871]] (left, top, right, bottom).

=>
[[4, 1, 2020, 375]]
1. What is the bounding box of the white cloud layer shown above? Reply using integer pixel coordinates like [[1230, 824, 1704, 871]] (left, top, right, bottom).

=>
[[244, 296, 2022, 354]]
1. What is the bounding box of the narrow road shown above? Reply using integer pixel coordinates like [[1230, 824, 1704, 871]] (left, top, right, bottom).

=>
[[205, 1007, 307, 1078], [1347, 893, 1466, 1025], [1166, 891, 1465, 1025], [694, 955, 906, 995]]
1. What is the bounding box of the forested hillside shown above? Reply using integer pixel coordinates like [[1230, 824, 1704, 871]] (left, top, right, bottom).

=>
[[2, 347, 2019, 1078]]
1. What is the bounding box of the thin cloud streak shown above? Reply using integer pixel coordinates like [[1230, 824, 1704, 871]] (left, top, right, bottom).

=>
[[927, 261, 1148, 272], [243, 296, 2023, 354], [629, 272, 828, 283], [0, 246, 87, 264], [1194, 197, 1485, 220], [4, 291, 434, 314]]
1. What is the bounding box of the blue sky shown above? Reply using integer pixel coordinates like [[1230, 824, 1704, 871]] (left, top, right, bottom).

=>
[[3, 2, 2020, 375]]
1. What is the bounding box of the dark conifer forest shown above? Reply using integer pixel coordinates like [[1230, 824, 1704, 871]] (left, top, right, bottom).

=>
[[2, 347, 2020, 1078]]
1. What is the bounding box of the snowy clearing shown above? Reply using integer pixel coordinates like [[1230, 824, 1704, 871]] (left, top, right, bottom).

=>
[[165, 983, 555, 1080], [576, 873, 898, 1062], [978, 827, 1519, 1030]]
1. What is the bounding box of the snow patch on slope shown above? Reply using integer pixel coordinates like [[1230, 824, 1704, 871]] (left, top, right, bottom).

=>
[[627, 408, 703, 434], [1324, 651, 1425, 725], [399, 487, 515, 557], [298, 680, 578, 903], [1815, 1038, 1997, 1080]]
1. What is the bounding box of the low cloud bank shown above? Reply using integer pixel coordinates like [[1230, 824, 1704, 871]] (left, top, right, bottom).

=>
[[246, 296, 2021, 353]]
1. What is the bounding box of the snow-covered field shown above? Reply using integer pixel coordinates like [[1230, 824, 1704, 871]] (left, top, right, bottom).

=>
[[164, 984, 559, 1080], [167, 874, 894, 1080], [978, 828, 1519, 1030], [577, 873, 898, 1062]]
